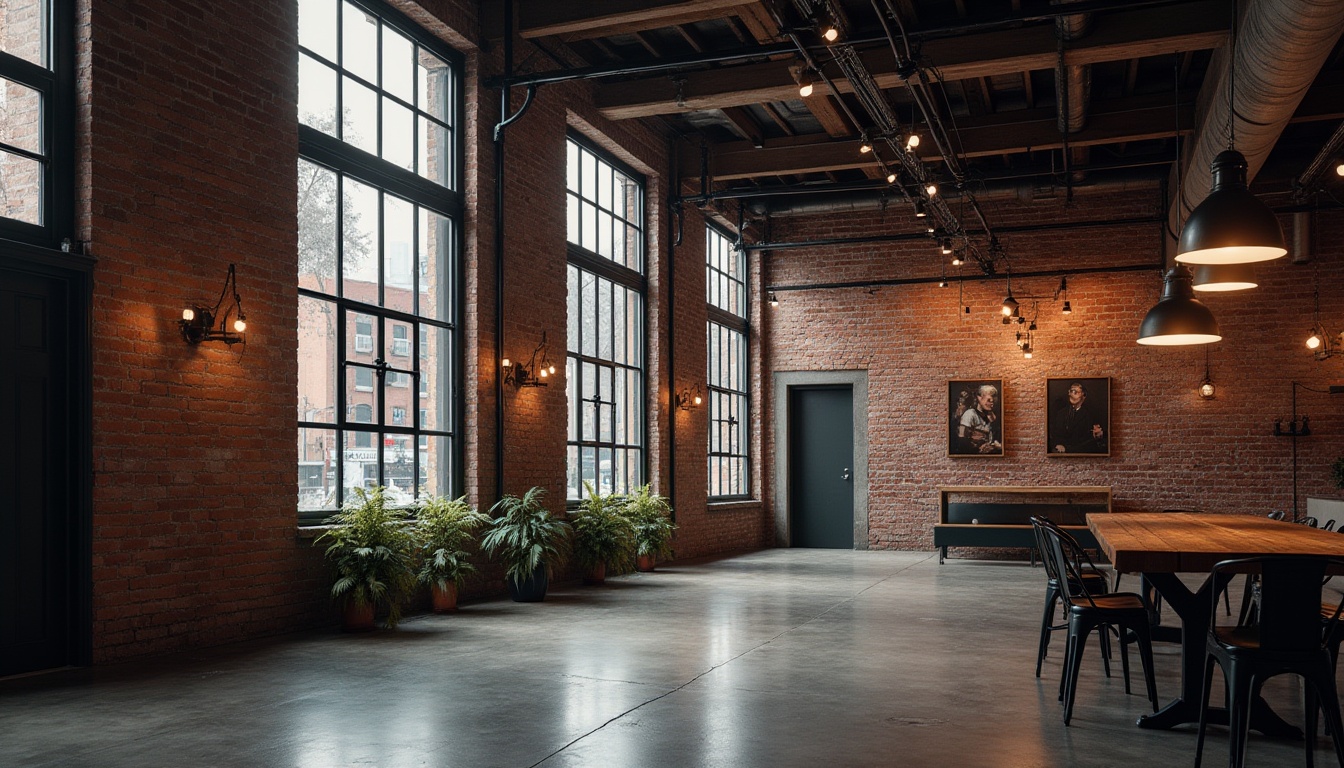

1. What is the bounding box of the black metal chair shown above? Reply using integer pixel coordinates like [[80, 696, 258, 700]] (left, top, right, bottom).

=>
[[1195, 556, 1344, 768], [1035, 517, 1160, 725], [1030, 516, 1112, 678]]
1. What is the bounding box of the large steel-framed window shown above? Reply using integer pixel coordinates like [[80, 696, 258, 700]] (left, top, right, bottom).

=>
[[296, 0, 462, 523], [706, 226, 750, 499], [566, 135, 646, 501], [0, 0, 75, 248]]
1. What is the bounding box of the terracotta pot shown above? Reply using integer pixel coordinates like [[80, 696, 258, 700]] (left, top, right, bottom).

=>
[[342, 600, 376, 632], [431, 582, 458, 613], [583, 562, 607, 585], [636, 554, 656, 572]]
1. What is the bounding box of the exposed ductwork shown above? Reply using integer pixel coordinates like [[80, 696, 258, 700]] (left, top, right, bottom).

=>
[[1291, 211, 1313, 264], [1170, 0, 1344, 236], [1054, 0, 1093, 136]]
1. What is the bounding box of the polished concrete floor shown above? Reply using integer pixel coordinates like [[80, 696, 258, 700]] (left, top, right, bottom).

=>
[[1, 549, 1337, 767]]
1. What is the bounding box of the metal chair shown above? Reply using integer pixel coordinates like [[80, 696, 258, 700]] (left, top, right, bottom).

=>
[[1030, 516, 1112, 678], [1036, 517, 1160, 725], [1195, 556, 1344, 768]]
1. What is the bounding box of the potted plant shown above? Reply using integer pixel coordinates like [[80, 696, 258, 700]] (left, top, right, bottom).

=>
[[1333, 457, 1344, 491], [625, 484, 676, 572], [314, 486, 418, 631], [480, 486, 570, 602], [415, 494, 490, 613], [571, 482, 636, 585]]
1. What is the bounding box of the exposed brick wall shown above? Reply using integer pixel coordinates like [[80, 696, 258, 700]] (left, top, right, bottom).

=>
[[762, 186, 1344, 555]]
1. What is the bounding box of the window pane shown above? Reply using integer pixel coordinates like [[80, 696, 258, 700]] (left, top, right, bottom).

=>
[[342, 430, 377, 498], [298, 0, 337, 61], [597, 277, 612, 360], [297, 159, 338, 293], [341, 1, 378, 83], [381, 26, 414, 103], [417, 435, 449, 499], [381, 97, 414, 172], [342, 179, 379, 295], [0, 0, 47, 67], [0, 149, 41, 226], [417, 49, 450, 123], [417, 117, 450, 189], [419, 209, 450, 320], [0, 78, 42, 155], [580, 270, 597, 357], [383, 194, 414, 312], [298, 428, 337, 512], [298, 295, 337, 423], [341, 75, 378, 155]]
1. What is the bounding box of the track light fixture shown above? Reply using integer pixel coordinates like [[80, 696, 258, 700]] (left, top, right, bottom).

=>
[[940, 238, 953, 255], [1001, 292, 1019, 318], [859, 134, 872, 154], [502, 332, 555, 388], [1054, 277, 1072, 314], [913, 199, 926, 218], [795, 67, 816, 98], [180, 263, 247, 345]]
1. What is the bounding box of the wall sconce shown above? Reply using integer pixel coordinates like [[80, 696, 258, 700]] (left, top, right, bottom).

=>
[[675, 384, 703, 411], [180, 263, 247, 345], [768, 292, 779, 308], [503, 332, 555, 388], [1199, 345, 1216, 400]]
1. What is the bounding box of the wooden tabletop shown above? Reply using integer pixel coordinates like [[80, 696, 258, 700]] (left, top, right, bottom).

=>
[[1088, 512, 1344, 573]]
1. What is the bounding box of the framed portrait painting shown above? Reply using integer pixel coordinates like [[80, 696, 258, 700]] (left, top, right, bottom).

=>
[[1046, 377, 1111, 457], [948, 379, 1004, 457]]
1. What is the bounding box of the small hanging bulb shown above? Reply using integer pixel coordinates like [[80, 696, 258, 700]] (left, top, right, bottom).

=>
[[1023, 345, 1033, 359], [233, 316, 247, 333], [1001, 294, 1019, 317], [502, 358, 512, 369], [548, 363, 557, 375], [1062, 300, 1072, 315], [182, 308, 195, 321], [1200, 379, 1216, 399], [939, 279, 948, 288], [1337, 162, 1344, 177], [886, 172, 897, 184], [859, 139, 872, 154], [913, 199, 926, 218], [768, 292, 779, 308], [906, 134, 920, 151], [797, 68, 816, 98], [926, 224, 935, 234], [1307, 330, 1323, 350], [822, 24, 840, 43], [925, 183, 938, 197], [693, 392, 703, 406], [940, 238, 952, 255], [539, 367, 548, 379], [951, 255, 962, 267]]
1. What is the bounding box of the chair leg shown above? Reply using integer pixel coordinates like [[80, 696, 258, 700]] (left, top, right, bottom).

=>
[[1063, 619, 1092, 726], [1307, 661, 1344, 768], [1037, 583, 1060, 678], [1307, 678, 1319, 768], [1226, 662, 1257, 768], [1099, 621, 1113, 679], [1194, 653, 1218, 768], [1133, 621, 1158, 711], [1118, 626, 1132, 695]]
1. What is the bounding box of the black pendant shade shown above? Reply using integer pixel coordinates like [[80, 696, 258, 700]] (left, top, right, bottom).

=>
[[1137, 266, 1222, 346], [1176, 150, 1286, 265], [1191, 262, 1258, 293]]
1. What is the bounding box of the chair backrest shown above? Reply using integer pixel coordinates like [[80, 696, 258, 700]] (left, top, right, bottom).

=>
[[1212, 556, 1344, 652], [1267, 510, 1286, 521], [1034, 517, 1105, 607], [1030, 516, 1062, 583]]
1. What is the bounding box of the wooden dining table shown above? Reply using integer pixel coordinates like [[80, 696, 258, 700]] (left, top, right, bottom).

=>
[[1087, 512, 1344, 734]]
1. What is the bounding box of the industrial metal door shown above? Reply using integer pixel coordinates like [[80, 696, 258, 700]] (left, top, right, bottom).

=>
[[788, 386, 855, 548]]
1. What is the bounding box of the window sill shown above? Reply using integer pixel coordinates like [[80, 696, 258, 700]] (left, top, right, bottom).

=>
[[707, 499, 762, 514]]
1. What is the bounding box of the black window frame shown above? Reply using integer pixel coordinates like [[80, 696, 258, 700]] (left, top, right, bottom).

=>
[[295, 0, 464, 524], [565, 133, 648, 504], [0, 0, 75, 249], [705, 225, 751, 501]]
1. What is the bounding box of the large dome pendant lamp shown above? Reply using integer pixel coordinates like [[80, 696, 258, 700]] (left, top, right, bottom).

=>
[[1174, 2, 1285, 265], [1136, 266, 1222, 346]]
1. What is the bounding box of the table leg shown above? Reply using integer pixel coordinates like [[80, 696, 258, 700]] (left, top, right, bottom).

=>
[[1139, 572, 1301, 738]]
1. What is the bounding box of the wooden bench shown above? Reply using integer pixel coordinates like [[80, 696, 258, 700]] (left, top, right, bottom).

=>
[[934, 486, 1112, 563]]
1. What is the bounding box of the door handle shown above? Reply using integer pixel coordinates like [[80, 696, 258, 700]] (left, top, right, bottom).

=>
[[841, 468, 851, 481]]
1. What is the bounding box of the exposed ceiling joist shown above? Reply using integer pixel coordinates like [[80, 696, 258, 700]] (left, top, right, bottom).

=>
[[595, 0, 1228, 119], [518, 0, 758, 40]]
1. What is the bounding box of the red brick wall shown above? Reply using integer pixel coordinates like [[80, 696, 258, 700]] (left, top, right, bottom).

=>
[[762, 187, 1344, 554]]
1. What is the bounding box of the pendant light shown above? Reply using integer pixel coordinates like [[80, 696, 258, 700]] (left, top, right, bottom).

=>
[[1174, 2, 1285, 265], [1199, 345, 1216, 399], [1136, 266, 1222, 345], [1191, 263, 1258, 292]]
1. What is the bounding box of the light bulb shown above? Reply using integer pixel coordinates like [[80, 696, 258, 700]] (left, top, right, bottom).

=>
[[1023, 349, 1033, 359], [233, 318, 246, 333], [859, 141, 872, 154], [799, 82, 813, 97], [926, 224, 935, 234], [886, 173, 897, 184], [906, 134, 920, 150], [539, 367, 548, 378], [939, 280, 948, 288], [940, 238, 952, 255], [1337, 162, 1344, 177], [768, 292, 779, 307], [822, 25, 839, 42], [1200, 381, 1216, 399], [182, 308, 195, 321], [951, 256, 962, 267], [694, 394, 703, 406], [1062, 301, 1072, 315], [926, 183, 938, 197], [913, 200, 926, 218], [1307, 333, 1322, 350], [502, 358, 512, 368], [548, 364, 557, 375]]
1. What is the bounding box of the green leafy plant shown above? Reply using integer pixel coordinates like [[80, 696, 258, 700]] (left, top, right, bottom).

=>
[[624, 484, 676, 560], [571, 482, 636, 572], [315, 486, 417, 628], [1333, 456, 1344, 490], [480, 486, 570, 585], [415, 495, 490, 591]]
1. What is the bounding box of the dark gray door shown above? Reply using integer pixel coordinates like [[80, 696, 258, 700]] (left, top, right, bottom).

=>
[[0, 268, 72, 676], [788, 386, 854, 548]]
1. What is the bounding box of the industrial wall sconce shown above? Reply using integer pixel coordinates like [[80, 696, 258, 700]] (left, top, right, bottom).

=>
[[503, 332, 555, 388], [1274, 416, 1310, 437], [1199, 345, 1216, 400], [675, 384, 704, 411], [768, 292, 779, 308], [1305, 262, 1337, 360], [180, 263, 247, 345]]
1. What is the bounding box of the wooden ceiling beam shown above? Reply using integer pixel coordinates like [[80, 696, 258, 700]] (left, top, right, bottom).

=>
[[595, 0, 1228, 119], [518, 0, 758, 40], [721, 107, 766, 147]]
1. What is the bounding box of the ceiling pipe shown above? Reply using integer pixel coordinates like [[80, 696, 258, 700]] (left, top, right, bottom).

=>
[[1054, 0, 1093, 136], [1291, 211, 1312, 264], [1169, 0, 1344, 236]]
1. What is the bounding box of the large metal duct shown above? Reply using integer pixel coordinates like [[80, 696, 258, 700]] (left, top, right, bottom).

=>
[[1054, 0, 1092, 135], [1170, 0, 1344, 234]]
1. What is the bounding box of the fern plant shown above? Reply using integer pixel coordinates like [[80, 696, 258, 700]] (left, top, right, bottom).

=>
[[480, 487, 570, 585], [415, 495, 490, 592], [314, 486, 418, 628], [571, 482, 636, 572], [625, 484, 676, 560]]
